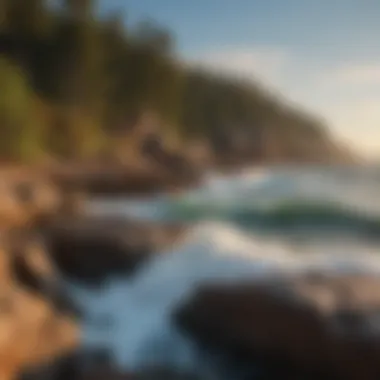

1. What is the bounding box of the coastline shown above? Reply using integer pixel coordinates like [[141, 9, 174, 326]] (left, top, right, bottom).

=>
[[1, 162, 379, 380]]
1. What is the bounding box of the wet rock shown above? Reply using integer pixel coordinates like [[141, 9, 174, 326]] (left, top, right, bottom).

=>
[[6, 215, 186, 319], [141, 135, 201, 183], [36, 216, 186, 286], [175, 273, 380, 380], [17, 349, 117, 380], [19, 354, 209, 380], [10, 247, 81, 318]]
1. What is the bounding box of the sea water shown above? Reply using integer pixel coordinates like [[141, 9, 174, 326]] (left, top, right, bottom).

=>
[[71, 165, 380, 375]]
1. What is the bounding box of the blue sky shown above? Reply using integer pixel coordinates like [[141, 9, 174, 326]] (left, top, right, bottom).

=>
[[99, 0, 380, 158]]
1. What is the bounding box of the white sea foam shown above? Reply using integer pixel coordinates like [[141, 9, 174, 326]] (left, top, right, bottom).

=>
[[74, 166, 380, 375], [182, 166, 380, 216], [64, 220, 380, 374], [85, 166, 380, 223]]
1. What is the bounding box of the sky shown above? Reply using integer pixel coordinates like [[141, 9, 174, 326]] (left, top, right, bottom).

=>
[[99, 0, 380, 159]]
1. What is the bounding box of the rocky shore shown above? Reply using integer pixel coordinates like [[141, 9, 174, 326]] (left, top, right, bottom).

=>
[[14, 264, 380, 380], [0, 173, 188, 379], [1, 166, 380, 380]]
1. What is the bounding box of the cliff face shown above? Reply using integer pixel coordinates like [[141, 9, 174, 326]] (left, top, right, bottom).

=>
[[113, 109, 357, 178], [176, 70, 359, 168], [198, 124, 358, 169]]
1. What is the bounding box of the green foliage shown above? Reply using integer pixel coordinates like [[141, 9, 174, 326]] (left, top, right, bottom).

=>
[[0, 56, 44, 161], [0, 0, 337, 164]]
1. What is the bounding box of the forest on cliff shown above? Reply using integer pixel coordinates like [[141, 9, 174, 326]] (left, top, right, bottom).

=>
[[0, 0, 351, 164]]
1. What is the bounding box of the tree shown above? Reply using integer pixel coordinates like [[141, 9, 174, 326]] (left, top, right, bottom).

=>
[[133, 19, 175, 55], [62, 0, 96, 21], [7, 0, 52, 38], [0, 57, 43, 161], [0, 0, 343, 164], [0, 0, 10, 32]]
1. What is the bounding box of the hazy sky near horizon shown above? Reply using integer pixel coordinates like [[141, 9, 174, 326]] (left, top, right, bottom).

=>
[[99, 0, 380, 159]]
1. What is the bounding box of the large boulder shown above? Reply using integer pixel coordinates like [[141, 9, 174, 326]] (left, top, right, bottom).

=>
[[8, 233, 81, 318], [22, 216, 186, 286], [5, 216, 185, 379], [175, 273, 380, 380], [17, 349, 118, 380], [0, 239, 78, 380]]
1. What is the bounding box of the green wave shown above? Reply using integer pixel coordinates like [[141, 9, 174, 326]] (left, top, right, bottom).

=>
[[164, 200, 380, 236]]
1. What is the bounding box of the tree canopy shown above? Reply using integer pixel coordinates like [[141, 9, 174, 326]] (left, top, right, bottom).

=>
[[0, 0, 342, 164]]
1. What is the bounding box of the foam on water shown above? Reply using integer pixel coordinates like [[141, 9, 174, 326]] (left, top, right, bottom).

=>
[[85, 196, 169, 222], [85, 166, 380, 227], [65, 220, 380, 374], [76, 166, 380, 374], [182, 166, 380, 216]]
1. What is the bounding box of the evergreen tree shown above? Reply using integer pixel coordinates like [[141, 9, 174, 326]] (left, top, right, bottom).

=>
[[0, 0, 341, 163]]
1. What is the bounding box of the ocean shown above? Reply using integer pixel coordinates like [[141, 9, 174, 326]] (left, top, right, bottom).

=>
[[68, 165, 380, 377]]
